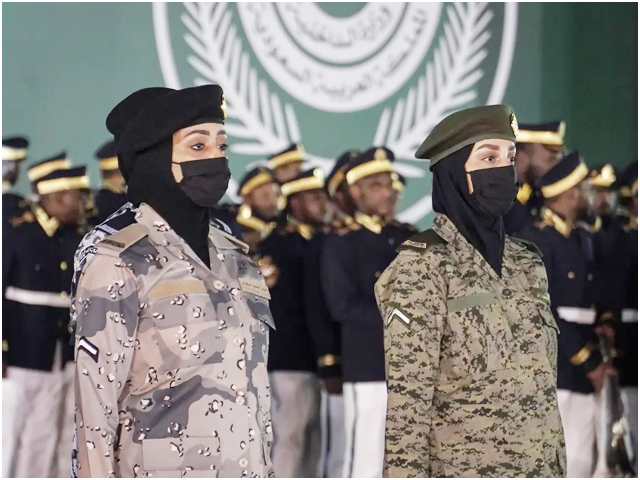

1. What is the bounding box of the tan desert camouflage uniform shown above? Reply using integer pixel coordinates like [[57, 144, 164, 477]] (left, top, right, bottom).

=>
[[375, 214, 566, 478], [74, 203, 275, 477]]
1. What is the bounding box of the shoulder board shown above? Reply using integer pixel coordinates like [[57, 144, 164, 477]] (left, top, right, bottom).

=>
[[396, 228, 446, 253], [97, 223, 148, 252], [510, 236, 543, 257], [216, 228, 250, 253], [9, 211, 35, 228]]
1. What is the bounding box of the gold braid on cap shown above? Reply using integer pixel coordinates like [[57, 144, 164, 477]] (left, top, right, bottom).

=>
[[28, 158, 72, 182], [540, 162, 589, 198]]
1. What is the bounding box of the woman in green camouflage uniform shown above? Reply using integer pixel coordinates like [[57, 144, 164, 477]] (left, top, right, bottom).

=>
[[375, 105, 566, 478]]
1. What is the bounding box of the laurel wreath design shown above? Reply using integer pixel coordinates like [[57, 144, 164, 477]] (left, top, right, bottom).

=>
[[183, 2, 301, 157], [180, 2, 492, 220], [373, 2, 493, 160]]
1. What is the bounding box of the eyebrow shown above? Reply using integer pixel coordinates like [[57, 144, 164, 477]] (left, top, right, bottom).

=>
[[185, 130, 210, 138], [476, 144, 516, 152]]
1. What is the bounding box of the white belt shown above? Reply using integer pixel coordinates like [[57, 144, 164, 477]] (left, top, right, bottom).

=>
[[557, 307, 596, 325], [4, 287, 69, 308], [622, 309, 638, 323]]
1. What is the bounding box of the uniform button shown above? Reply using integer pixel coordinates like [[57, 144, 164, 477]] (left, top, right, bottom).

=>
[[375, 271, 381, 279], [213, 280, 225, 290], [568, 271, 575, 279], [587, 273, 594, 281], [235, 396, 245, 405], [520, 344, 529, 354], [502, 288, 513, 299], [530, 401, 538, 410], [60, 291, 68, 298], [60, 261, 68, 271], [57, 320, 63, 328], [34, 264, 41, 271], [239, 458, 248, 468], [535, 458, 544, 469], [233, 337, 242, 346]]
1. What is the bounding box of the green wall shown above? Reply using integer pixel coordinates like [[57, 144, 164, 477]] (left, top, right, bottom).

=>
[[3, 2, 637, 203]]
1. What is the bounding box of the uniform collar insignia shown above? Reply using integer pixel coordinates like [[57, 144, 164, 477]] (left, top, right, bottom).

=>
[[516, 183, 532, 205], [287, 215, 314, 240], [355, 212, 383, 234], [540, 207, 573, 237], [34, 205, 60, 237], [236, 204, 276, 238]]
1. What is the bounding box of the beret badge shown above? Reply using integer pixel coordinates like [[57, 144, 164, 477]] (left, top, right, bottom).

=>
[[221, 96, 227, 120], [510, 113, 519, 139]]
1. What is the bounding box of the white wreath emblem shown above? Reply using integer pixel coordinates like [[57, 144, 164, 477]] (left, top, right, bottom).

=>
[[155, 2, 517, 223]]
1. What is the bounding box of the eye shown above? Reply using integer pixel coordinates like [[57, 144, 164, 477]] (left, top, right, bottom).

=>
[[218, 143, 228, 151], [509, 156, 516, 163], [484, 156, 495, 162], [191, 143, 205, 151]]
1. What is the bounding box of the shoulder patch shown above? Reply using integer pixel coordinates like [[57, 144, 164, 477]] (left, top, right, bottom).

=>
[[97, 223, 148, 252], [510, 236, 543, 257], [396, 228, 446, 253]]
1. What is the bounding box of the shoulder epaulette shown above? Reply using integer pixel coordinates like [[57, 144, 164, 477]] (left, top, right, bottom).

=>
[[97, 223, 148, 252], [510, 235, 543, 257], [9, 210, 35, 228], [396, 228, 446, 253]]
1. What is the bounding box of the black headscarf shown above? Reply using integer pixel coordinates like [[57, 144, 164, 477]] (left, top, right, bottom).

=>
[[432, 145, 506, 275], [126, 139, 210, 266]]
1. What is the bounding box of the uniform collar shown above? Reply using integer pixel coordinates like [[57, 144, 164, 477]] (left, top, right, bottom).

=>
[[539, 207, 573, 237], [354, 212, 384, 234], [33, 205, 60, 237], [236, 204, 276, 238], [135, 203, 249, 254], [287, 215, 313, 240]]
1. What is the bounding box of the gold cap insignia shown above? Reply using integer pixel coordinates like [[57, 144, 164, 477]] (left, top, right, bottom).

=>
[[374, 148, 387, 160], [510, 113, 519, 138], [221, 96, 227, 120]]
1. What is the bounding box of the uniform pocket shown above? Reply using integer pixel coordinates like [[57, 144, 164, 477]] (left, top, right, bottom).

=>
[[142, 437, 221, 475]]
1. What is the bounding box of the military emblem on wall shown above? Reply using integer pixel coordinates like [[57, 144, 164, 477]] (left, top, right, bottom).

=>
[[153, 2, 517, 227]]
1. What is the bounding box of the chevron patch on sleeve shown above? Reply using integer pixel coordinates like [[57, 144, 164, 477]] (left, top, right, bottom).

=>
[[386, 307, 413, 327], [77, 336, 99, 363]]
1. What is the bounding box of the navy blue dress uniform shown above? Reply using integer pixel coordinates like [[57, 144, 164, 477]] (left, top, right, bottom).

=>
[[518, 151, 604, 477], [3, 161, 90, 478], [504, 121, 566, 236], [320, 147, 414, 477], [259, 168, 326, 478], [2, 136, 30, 220], [92, 140, 127, 225]]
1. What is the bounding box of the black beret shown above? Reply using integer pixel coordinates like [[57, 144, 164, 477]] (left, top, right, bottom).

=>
[[27, 151, 72, 183], [2, 136, 29, 161], [517, 121, 565, 146], [237, 166, 274, 197], [34, 166, 90, 195], [281, 168, 325, 197], [537, 151, 588, 198], [344, 146, 395, 185], [327, 149, 360, 197], [107, 85, 226, 154], [268, 144, 305, 169], [588, 164, 617, 188], [618, 161, 638, 197], [416, 104, 517, 169]]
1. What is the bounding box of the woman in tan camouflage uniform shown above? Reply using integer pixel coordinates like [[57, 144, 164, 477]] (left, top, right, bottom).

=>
[[375, 105, 566, 478]]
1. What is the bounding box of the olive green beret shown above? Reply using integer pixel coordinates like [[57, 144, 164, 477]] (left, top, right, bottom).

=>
[[415, 104, 518, 169]]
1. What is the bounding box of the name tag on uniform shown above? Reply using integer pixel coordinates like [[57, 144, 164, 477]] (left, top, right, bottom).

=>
[[239, 278, 271, 300]]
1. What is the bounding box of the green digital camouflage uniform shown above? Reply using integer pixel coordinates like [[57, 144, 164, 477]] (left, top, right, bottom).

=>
[[74, 203, 275, 477], [375, 214, 566, 478]]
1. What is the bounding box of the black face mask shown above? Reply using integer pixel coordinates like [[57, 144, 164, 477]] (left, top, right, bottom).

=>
[[466, 165, 518, 217], [173, 157, 231, 207]]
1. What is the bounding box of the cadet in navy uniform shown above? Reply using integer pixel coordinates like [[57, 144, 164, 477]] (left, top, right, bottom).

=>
[[519, 151, 611, 477], [268, 143, 305, 184], [326, 150, 360, 228], [3, 157, 89, 478], [320, 147, 413, 478], [235, 166, 280, 252], [260, 168, 330, 478], [588, 164, 618, 229], [504, 121, 565, 236], [91, 140, 127, 225], [2, 136, 30, 220]]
